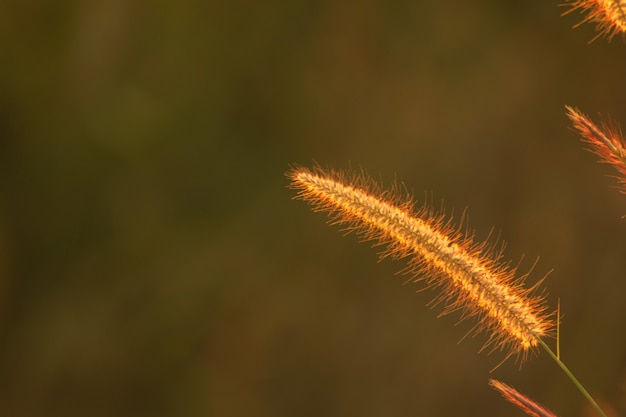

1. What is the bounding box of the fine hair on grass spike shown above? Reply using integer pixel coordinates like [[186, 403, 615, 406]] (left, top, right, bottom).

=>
[[489, 379, 559, 417], [562, 0, 626, 41], [565, 105, 626, 193], [288, 164, 555, 364]]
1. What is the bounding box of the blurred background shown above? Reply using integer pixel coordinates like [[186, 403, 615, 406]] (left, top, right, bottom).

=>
[[1, 1, 626, 416]]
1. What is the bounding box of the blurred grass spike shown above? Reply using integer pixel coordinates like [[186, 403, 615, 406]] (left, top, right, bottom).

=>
[[489, 379, 559, 417], [566, 105, 626, 193], [562, 0, 626, 41], [287, 165, 554, 363]]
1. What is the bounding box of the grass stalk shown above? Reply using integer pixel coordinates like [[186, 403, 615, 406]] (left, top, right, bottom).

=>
[[539, 339, 608, 417]]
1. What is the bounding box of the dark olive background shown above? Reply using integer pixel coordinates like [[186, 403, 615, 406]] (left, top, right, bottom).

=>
[[1, 1, 626, 416]]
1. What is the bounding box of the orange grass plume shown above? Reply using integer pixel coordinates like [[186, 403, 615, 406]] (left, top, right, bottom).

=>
[[562, 0, 626, 41], [566, 105, 626, 193], [489, 379, 559, 417], [287, 165, 554, 363]]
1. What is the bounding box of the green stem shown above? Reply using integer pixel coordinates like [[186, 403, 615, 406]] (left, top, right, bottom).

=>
[[539, 339, 607, 417]]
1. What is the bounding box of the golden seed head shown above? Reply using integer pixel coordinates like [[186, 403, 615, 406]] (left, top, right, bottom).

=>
[[288, 165, 554, 363], [599, 0, 626, 31], [563, 0, 626, 41]]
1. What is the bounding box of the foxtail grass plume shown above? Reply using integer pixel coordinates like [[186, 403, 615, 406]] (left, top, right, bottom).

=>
[[489, 379, 559, 417], [288, 165, 554, 362], [562, 0, 626, 41], [566, 105, 626, 193]]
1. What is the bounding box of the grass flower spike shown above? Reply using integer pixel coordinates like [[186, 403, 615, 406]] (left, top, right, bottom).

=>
[[562, 0, 626, 41], [566, 105, 626, 193], [489, 379, 558, 417], [288, 165, 554, 362]]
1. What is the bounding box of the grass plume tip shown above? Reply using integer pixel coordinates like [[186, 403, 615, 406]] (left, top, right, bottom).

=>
[[489, 379, 559, 417], [288, 165, 554, 363], [566, 105, 626, 193]]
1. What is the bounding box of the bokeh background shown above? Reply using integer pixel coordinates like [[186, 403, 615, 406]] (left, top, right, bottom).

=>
[[2, 1, 626, 416]]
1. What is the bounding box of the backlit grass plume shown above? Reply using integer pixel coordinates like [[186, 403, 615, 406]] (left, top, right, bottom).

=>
[[562, 0, 626, 41], [489, 379, 558, 417], [288, 165, 554, 362], [566, 105, 626, 193]]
